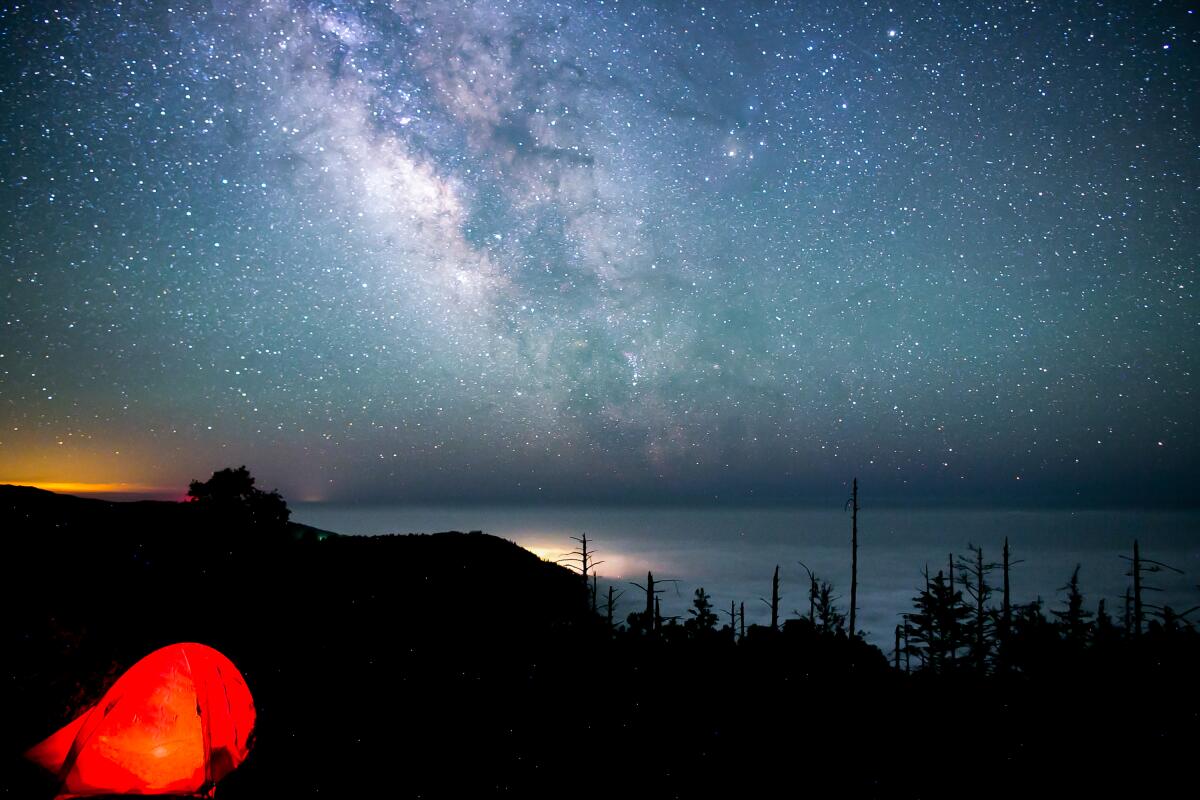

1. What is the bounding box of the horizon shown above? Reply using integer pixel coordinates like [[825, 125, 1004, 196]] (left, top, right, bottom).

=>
[[7, 480, 1200, 513]]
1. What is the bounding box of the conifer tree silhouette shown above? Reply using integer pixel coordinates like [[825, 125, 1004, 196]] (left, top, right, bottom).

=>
[[1094, 597, 1121, 650], [906, 569, 969, 673], [815, 580, 845, 635], [1051, 565, 1093, 647], [685, 587, 719, 636], [956, 544, 998, 673]]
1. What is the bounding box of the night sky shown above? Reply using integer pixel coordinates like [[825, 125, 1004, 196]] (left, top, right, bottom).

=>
[[0, 1, 1195, 506]]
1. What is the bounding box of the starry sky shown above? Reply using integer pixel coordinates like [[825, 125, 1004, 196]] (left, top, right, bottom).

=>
[[0, 0, 1196, 506]]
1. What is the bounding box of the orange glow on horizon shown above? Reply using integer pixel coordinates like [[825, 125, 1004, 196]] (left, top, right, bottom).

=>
[[0, 480, 175, 497], [0, 441, 184, 499]]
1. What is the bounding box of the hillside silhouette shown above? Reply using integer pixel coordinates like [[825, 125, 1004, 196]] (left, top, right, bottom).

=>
[[3, 481, 1198, 798]]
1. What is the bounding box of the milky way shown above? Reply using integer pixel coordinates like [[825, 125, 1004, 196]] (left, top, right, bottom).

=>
[[0, 1, 1195, 505]]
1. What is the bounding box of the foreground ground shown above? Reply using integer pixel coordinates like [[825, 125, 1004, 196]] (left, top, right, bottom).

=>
[[3, 485, 1197, 798]]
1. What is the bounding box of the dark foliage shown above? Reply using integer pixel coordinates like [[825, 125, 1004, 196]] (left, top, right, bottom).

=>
[[905, 568, 971, 673], [814, 579, 845, 634], [1051, 564, 1093, 648], [187, 466, 290, 530], [684, 587, 719, 636]]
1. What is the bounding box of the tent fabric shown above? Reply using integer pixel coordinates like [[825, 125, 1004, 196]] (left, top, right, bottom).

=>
[[26, 643, 255, 798]]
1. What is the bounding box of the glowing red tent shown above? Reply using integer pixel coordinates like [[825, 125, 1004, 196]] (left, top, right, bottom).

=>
[[26, 643, 255, 798]]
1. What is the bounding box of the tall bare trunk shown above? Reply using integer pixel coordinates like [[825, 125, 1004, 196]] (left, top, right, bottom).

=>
[[770, 565, 780, 631], [849, 478, 859, 637], [1002, 537, 1011, 637], [1133, 540, 1142, 638]]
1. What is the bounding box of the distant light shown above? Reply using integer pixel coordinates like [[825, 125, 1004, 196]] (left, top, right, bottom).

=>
[[888, 30, 897, 38]]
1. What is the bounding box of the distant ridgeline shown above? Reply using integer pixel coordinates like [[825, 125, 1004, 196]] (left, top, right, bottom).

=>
[[3, 482, 1197, 799]]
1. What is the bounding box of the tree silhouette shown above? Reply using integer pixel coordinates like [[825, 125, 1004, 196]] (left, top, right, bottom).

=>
[[1093, 598, 1121, 651], [558, 534, 605, 610], [604, 584, 624, 631], [996, 537, 1025, 672], [905, 569, 969, 673], [956, 544, 997, 673], [845, 478, 860, 637], [1002, 599, 1058, 675], [797, 561, 819, 624], [186, 466, 290, 529], [721, 601, 740, 641], [760, 565, 782, 632], [629, 572, 679, 636], [685, 588, 719, 636], [1051, 565, 1093, 648], [814, 579, 845, 635], [1121, 541, 1186, 636]]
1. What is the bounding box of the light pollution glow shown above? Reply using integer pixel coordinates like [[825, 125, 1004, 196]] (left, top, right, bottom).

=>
[[0, 481, 173, 496], [519, 540, 649, 581]]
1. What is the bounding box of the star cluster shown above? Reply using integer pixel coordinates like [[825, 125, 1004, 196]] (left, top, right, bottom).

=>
[[0, 0, 1195, 504]]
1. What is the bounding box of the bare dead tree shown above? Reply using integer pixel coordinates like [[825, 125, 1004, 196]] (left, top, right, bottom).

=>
[[995, 537, 1026, 674], [629, 571, 679, 635], [605, 584, 624, 631], [1158, 604, 1200, 632], [558, 534, 606, 610], [797, 560, 818, 623], [1000, 537, 1024, 639], [722, 601, 739, 641], [760, 565, 782, 631], [1120, 540, 1184, 638], [1132, 540, 1142, 638], [902, 619, 911, 673], [844, 478, 860, 637]]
